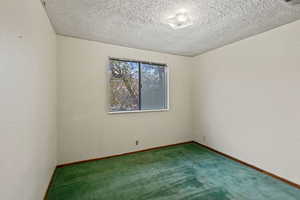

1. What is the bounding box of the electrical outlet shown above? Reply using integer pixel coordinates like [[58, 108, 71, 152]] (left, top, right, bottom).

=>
[[203, 136, 206, 143], [41, 0, 46, 7], [135, 140, 139, 145]]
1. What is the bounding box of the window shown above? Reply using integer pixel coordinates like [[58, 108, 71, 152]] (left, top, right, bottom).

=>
[[108, 58, 168, 113]]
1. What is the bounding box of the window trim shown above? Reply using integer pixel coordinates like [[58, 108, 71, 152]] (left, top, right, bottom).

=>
[[107, 57, 170, 114]]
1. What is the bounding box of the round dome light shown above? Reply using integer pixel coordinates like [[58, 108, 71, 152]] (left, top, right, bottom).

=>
[[176, 13, 188, 23]]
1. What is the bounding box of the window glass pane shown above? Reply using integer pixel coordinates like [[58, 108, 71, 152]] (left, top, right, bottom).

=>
[[109, 60, 139, 111], [141, 63, 167, 110]]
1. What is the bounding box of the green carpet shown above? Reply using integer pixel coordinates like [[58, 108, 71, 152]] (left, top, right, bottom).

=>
[[47, 143, 300, 200]]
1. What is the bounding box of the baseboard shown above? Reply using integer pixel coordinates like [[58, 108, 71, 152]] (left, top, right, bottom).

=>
[[44, 140, 299, 200], [57, 141, 194, 168], [193, 141, 300, 190], [43, 167, 57, 200], [45, 141, 194, 199]]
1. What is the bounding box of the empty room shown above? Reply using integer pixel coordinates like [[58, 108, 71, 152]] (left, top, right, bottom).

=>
[[1, 0, 300, 199]]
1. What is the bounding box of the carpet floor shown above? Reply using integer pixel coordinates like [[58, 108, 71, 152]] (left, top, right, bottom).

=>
[[46, 143, 300, 200]]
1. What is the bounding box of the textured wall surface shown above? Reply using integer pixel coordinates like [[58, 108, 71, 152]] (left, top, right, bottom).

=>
[[45, 0, 300, 56], [192, 20, 300, 184], [0, 0, 57, 199]]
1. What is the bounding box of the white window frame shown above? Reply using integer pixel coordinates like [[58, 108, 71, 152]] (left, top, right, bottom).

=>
[[106, 57, 170, 114]]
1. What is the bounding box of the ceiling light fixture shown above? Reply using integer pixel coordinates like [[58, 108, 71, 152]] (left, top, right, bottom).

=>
[[167, 10, 193, 29]]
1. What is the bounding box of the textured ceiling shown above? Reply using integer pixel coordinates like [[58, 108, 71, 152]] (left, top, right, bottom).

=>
[[44, 0, 300, 56]]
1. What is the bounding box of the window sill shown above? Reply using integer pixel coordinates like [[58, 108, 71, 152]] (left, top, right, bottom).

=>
[[108, 109, 169, 114]]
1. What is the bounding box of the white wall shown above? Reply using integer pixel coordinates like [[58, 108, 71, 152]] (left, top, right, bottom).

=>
[[0, 0, 57, 199], [1, 1, 299, 198], [193, 20, 300, 184], [57, 35, 193, 164]]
